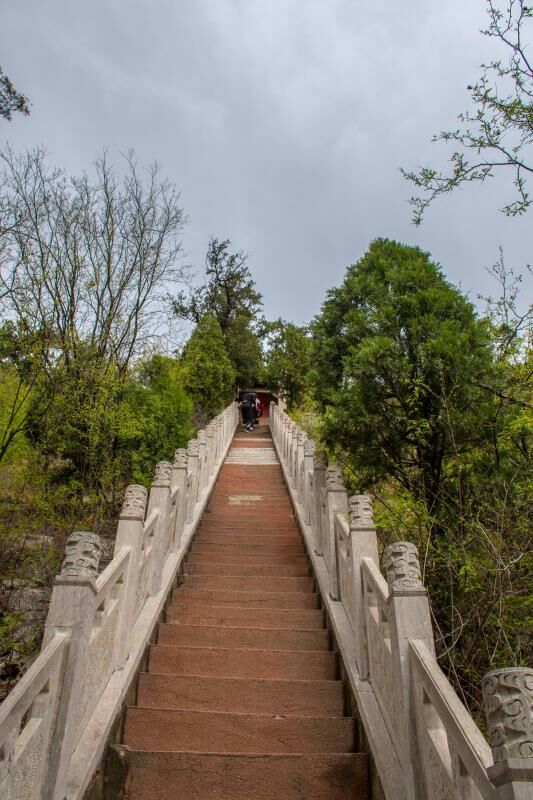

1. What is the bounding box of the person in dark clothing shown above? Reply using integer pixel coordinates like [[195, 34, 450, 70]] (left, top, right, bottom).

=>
[[237, 390, 255, 432]]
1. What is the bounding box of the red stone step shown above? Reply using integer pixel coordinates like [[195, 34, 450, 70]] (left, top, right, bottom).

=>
[[181, 575, 314, 593], [137, 673, 344, 716], [185, 562, 310, 577], [124, 707, 354, 753], [171, 588, 319, 609], [187, 553, 309, 566], [191, 542, 305, 556], [124, 751, 368, 800], [166, 604, 324, 629], [194, 533, 302, 546], [158, 623, 329, 651], [148, 644, 337, 680]]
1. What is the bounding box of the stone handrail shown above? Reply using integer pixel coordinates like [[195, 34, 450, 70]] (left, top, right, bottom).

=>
[[0, 402, 239, 800], [270, 402, 533, 800]]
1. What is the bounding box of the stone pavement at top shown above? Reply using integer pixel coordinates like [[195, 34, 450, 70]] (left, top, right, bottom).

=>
[[122, 421, 368, 799]]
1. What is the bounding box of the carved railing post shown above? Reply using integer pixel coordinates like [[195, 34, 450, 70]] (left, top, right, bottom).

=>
[[349, 495, 379, 680], [148, 461, 172, 595], [197, 429, 207, 492], [205, 423, 215, 478], [42, 532, 101, 800], [312, 455, 327, 556], [296, 431, 308, 501], [114, 486, 147, 663], [324, 465, 348, 600], [385, 541, 434, 800], [290, 425, 299, 485], [303, 440, 316, 525], [186, 439, 200, 521], [482, 667, 533, 800], [171, 448, 188, 551]]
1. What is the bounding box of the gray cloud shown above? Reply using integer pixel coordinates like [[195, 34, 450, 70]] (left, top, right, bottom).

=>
[[2, 0, 531, 323]]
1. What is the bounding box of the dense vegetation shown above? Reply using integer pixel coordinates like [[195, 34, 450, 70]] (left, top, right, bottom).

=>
[[309, 239, 531, 718]]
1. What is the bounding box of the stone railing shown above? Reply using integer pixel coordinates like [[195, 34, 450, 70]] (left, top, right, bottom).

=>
[[0, 402, 238, 800], [270, 403, 533, 800]]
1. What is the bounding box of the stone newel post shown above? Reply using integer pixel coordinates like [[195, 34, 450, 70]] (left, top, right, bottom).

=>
[[385, 541, 434, 800], [197, 429, 207, 492], [324, 465, 348, 600], [148, 461, 172, 595], [482, 667, 533, 800], [296, 431, 308, 501], [171, 448, 188, 551], [303, 440, 316, 525], [43, 531, 101, 800], [348, 495, 379, 680], [312, 455, 326, 556], [186, 439, 200, 521], [205, 423, 215, 478], [114, 485, 147, 663]]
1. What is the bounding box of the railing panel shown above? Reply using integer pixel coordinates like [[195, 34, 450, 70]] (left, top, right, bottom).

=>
[[362, 559, 402, 753], [335, 514, 356, 632], [0, 633, 67, 800]]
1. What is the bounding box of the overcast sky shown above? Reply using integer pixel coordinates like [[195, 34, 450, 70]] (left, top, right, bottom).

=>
[[2, 0, 531, 324]]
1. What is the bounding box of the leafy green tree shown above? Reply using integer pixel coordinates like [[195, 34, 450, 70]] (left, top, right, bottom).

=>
[[311, 237, 532, 717], [180, 314, 236, 422], [263, 319, 312, 409], [402, 0, 533, 223], [172, 237, 263, 385], [0, 66, 29, 120], [311, 238, 493, 516], [118, 355, 193, 485]]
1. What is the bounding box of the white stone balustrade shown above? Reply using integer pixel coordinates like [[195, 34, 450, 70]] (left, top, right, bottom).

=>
[[269, 401, 533, 800], [0, 402, 238, 800]]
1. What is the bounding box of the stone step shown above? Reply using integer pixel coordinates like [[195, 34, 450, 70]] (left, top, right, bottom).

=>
[[124, 708, 354, 753], [184, 561, 310, 577], [166, 604, 325, 629], [193, 533, 302, 546], [171, 588, 319, 609], [187, 553, 309, 566], [191, 542, 305, 556], [148, 644, 337, 680], [137, 673, 344, 716], [158, 623, 329, 651], [124, 751, 368, 800], [181, 575, 315, 593]]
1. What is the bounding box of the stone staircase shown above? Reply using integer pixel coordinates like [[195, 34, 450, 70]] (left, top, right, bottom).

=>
[[122, 426, 369, 799]]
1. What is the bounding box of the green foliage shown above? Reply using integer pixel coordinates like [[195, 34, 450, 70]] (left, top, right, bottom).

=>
[[119, 355, 194, 485], [311, 238, 493, 513], [172, 237, 264, 385], [263, 319, 312, 409], [0, 66, 30, 121], [180, 314, 236, 422], [402, 0, 533, 222], [311, 237, 532, 717]]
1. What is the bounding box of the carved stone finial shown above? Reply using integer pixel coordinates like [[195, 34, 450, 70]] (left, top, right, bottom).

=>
[[304, 440, 316, 457], [121, 484, 148, 520], [349, 495, 374, 529], [153, 461, 172, 486], [61, 531, 101, 578], [173, 448, 188, 469], [326, 465, 345, 491], [187, 439, 199, 457], [313, 454, 327, 471], [481, 668, 533, 762], [297, 431, 307, 445], [198, 429, 207, 443], [383, 542, 423, 591]]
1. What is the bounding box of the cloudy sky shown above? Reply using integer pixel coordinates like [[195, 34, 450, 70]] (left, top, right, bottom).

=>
[[2, 0, 531, 323]]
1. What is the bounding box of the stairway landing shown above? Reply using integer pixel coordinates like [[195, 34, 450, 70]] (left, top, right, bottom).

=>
[[122, 425, 369, 799]]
